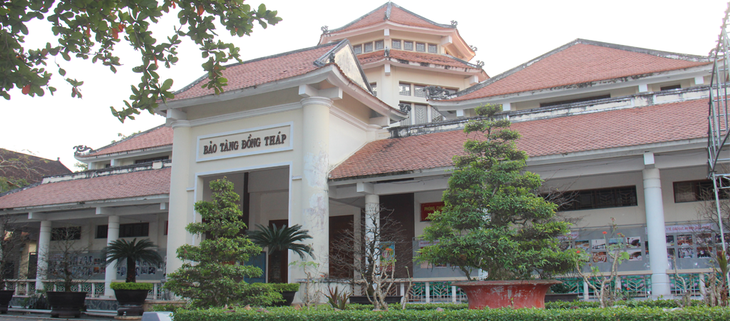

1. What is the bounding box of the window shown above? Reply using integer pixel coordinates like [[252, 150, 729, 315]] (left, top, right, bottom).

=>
[[391, 39, 401, 49], [96, 223, 150, 238], [134, 156, 169, 164], [370, 83, 377, 97], [539, 94, 611, 108], [416, 42, 426, 52], [353, 44, 362, 55], [399, 83, 411, 96], [375, 40, 384, 50], [428, 44, 438, 53], [404, 41, 413, 51], [414, 85, 427, 98], [165, 221, 168, 236], [556, 186, 638, 211], [363, 42, 373, 53], [660, 84, 681, 91], [52, 227, 81, 240], [674, 180, 727, 202]]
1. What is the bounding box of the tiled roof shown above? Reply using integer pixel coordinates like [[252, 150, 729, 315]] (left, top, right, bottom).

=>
[[329, 99, 706, 180], [448, 40, 711, 102], [0, 167, 171, 209], [80, 125, 172, 158], [328, 2, 452, 34], [358, 50, 478, 69], [0, 149, 72, 185], [170, 43, 339, 102]]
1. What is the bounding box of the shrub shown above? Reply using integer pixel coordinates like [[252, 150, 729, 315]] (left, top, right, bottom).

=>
[[172, 305, 730, 321], [110, 282, 154, 291]]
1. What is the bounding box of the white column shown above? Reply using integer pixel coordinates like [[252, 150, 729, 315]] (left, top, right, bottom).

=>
[[35, 220, 51, 291], [643, 167, 670, 298], [166, 124, 192, 275], [365, 194, 380, 267], [298, 97, 332, 278], [104, 216, 120, 297]]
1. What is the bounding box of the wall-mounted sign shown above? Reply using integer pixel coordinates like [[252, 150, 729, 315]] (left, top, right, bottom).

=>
[[196, 123, 292, 162], [420, 201, 444, 221]]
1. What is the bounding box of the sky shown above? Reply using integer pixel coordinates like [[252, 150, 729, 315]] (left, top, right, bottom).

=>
[[2, 0, 728, 171]]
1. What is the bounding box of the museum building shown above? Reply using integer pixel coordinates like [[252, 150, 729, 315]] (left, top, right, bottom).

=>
[[0, 2, 722, 300]]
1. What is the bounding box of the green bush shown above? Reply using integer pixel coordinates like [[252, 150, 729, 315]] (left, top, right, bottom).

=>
[[173, 306, 730, 321], [150, 303, 189, 313], [269, 283, 300, 292], [110, 282, 154, 291], [545, 299, 705, 309]]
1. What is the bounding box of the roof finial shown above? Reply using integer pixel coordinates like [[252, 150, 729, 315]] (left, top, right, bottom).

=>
[[321, 25, 329, 34], [451, 20, 458, 27]]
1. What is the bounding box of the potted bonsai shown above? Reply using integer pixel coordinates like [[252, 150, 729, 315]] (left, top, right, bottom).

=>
[[44, 227, 92, 318], [419, 104, 578, 309], [248, 223, 313, 306], [104, 238, 163, 316], [0, 216, 25, 313]]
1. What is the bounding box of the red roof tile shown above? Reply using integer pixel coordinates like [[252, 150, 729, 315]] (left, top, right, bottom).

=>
[[170, 43, 338, 102], [449, 41, 710, 102], [0, 149, 72, 185], [358, 50, 477, 70], [80, 125, 172, 158], [329, 100, 706, 180], [331, 3, 452, 34], [0, 167, 171, 209]]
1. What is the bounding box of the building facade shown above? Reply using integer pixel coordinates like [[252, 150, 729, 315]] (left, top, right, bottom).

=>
[[0, 2, 722, 300]]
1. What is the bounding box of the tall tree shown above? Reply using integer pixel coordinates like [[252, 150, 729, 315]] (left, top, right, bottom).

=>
[[419, 104, 577, 280], [1, 0, 281, 122], [165, 178, 279, 307]]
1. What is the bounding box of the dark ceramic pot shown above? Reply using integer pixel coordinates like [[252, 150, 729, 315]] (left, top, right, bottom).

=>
[[545, 293, 580, 302], [453, 280, 560, 309], [47, 291, 87, 318], [0, 290, 13, 314], [114, 289, 149, 316], [349, 295, 402, 305]]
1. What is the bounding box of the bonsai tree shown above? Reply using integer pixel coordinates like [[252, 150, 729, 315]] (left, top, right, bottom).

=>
[[45, 227, 93, 291], [104, 238, 163, 283], [420, 104, 577, 280], [165, 178, 280, 307], [248, 223, 314, 283], [329, 207, 411, 311]]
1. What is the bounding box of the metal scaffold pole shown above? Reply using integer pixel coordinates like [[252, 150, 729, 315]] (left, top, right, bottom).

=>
[[707, 2, 730, 296]]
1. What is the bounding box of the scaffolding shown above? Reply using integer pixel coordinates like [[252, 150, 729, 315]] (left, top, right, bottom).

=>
[[708, 2, 730, 273]]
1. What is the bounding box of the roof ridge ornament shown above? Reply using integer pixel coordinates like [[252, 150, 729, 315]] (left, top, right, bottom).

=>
[[425, 86, 452, 100], [470, 45, 477, 52], [321, 25, 329, 34], [73, 145, 94, 155], [451, 20, 458, 27]]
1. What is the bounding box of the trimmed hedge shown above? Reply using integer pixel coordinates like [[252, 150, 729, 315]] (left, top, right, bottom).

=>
[[173, 306, 730, 321], [268, 283, 300, 292], [110, 282, 154, 291], [545, 299, 706, 309]]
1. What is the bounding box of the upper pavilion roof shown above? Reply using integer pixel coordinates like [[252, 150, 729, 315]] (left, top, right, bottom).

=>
[[443, 39, 711, 102]]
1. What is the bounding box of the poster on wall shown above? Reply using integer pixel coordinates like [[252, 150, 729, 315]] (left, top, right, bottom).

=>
[[666, 235, 675, 246], [626, 236, 641, 248], [575, 240, 590, 251], [593, 251, 607, 263], [591, 239, 606, 250], [677, 235, 693, 246], [626, 249, 642, 261], [420, 202, 444, 221]]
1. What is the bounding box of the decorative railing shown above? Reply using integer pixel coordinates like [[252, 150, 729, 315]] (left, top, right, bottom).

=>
[[1, 280, 165, 299]]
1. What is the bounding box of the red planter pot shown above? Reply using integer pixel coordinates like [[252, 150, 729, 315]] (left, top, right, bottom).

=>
[[453, 280, 560, 309]]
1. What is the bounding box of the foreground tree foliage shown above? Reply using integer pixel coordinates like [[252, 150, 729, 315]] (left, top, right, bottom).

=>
[[420, 104, 577, 280], [1, 0, 281, 122], [165, 178, 280, 307]]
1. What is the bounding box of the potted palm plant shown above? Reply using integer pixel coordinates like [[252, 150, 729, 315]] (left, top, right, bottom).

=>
[[44, 227, 92, 318], [249, 224, 313, 306], [104, 238, 163, 317]]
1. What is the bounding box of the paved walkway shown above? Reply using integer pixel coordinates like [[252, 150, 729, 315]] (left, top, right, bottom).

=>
[[0, 311, 117, 321]]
